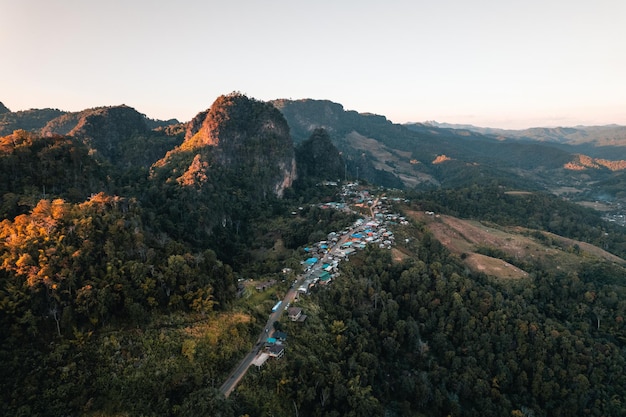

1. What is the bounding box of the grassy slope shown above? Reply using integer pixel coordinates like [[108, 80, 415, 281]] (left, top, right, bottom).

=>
[[405, 209, 625, 279]]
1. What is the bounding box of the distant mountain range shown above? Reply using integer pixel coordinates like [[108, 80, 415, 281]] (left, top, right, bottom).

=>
[[4, 97, 626, 203], [420, 120, 626, 145], [272, 99, 626, 197]]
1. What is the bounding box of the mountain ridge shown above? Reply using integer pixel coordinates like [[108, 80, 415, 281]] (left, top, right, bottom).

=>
[[5, 95, 626, 198], [420, 120, 626, 146]]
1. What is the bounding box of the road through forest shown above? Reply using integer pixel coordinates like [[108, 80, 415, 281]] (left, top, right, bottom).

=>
[[218, 217, 365, 397]]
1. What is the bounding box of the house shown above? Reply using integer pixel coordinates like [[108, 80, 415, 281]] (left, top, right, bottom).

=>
[[274, 331, 287, 342], [339, 247, 356, 257], [313, 269, 331, 284], [287, 307, 303, 321], [267, 344, 285, 359], [255, 279, 276, 291]]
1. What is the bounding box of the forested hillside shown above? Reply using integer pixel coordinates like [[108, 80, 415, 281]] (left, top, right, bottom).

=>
[[234, 239, 626, 416], [1, 94, 625, 416]]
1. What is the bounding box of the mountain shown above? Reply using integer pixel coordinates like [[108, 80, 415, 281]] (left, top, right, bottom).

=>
[[0, 104, 183, 169], [294, 127, 345, 183], [40, 105, 183, 168], [273, 99, 626, 210], [0, 101, 10, 114], [422, 120, 626, 145], [144, 93, 299, 252], [0, 107, 67, 136], [157, 93, 296, 198], [46, 105, 148, 158], [421, 121, 626, 159], [273, 99, 581, 190]]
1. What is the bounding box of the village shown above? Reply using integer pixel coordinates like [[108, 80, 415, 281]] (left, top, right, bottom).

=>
[[248, 183, 409, 369]]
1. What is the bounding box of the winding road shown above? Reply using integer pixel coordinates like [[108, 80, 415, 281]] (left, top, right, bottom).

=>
[[219, 217, 366, 398]]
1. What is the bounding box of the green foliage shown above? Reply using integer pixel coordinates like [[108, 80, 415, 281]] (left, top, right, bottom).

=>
[[235, 234, 626, 416], [0, 131, 108, 215], [3, 96, 626, 416], [0, 108, 66, 136], [413, 184, 626, 259], [0, 194, 237, 336], [295, 128, 345, 181]]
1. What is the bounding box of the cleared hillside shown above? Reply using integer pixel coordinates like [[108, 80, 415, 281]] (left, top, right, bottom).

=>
[[406, 210, 626, 279]]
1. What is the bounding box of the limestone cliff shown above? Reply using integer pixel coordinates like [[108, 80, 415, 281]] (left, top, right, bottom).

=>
[[170, 93, 297, 197]]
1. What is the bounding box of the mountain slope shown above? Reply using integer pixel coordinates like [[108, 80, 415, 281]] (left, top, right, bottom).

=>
[[0, 102, 10, 114], [41, 105, 183, 168], [156, 93, 296, 197], [422, 121, 626, 159], [408, 209, 625, 280], [0, 108, 67, 136], [295, 127, 345, 182], [273, 99, 581, 190]]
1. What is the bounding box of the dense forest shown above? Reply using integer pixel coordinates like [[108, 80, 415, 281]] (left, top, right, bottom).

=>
[[234, 241, 626, 416], [1, 95, 626, 416]]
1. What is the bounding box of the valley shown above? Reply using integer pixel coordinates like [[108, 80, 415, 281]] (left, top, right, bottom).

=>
[[2, 95, 626, 416]]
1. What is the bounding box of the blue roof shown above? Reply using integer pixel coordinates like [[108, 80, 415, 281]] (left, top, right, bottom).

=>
[[351, 233, 363, 238], [305, 257, 318, 265], [319, 271, 331, 280], [267, 337, 276, 344]]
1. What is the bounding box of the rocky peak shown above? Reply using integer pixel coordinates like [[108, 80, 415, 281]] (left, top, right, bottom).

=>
[[179, 93, 297, 197], [69, 105, 148, 146]]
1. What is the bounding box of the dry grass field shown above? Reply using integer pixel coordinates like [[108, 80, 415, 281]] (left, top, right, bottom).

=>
[[405, 209, 625, 280]]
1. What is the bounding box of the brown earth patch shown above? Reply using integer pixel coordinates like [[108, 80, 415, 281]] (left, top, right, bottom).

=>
[[464, 253, 529, 279], [577, 201, 613, 212], [504, 191, 533, 196], [344, 131, 438, 187], [391, 247, 411, 263], [404, 209, 625, 279]]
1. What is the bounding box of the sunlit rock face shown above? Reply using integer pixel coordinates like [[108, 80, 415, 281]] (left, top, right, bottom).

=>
[[181, 93, 296, 197]]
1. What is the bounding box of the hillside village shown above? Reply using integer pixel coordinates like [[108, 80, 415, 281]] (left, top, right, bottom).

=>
[[250, 183, 409, 368], [4, 96, 626, 416]]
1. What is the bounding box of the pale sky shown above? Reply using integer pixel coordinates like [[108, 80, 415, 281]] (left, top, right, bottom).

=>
[[1, 0, 625, 129]]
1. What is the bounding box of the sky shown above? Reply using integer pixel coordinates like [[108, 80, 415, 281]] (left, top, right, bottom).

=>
[[1, 0, 625, 129]]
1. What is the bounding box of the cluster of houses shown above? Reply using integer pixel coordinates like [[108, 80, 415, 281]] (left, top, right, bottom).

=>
[[256, 185, 409, 365], [253, 330, 287, 366], [294, 193, 408, 296]]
